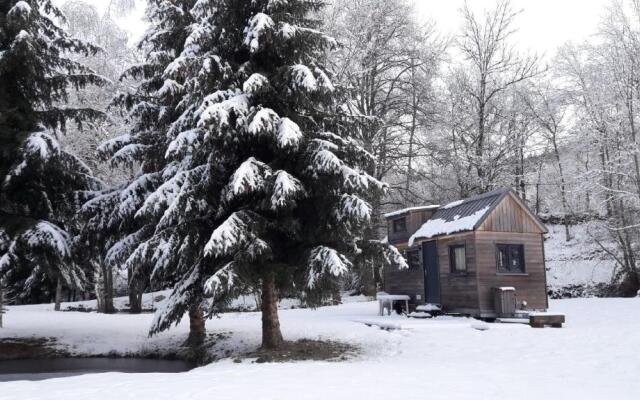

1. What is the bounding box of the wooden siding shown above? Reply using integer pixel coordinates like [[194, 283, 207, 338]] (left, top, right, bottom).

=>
[[387, 209, 436, 245], [382, 244, 425, 300], [478, 193, 545, 234], [474, 231, 548, 312], [435, 233, 479, 311]]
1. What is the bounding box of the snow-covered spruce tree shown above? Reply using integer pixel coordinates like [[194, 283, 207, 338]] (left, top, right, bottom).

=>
[[81, 0, 199, 317], [101, 0, 406, 350], [0, 0, 105, 310]]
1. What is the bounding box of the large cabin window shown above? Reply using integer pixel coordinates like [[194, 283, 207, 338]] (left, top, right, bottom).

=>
[[449, 244, 467, 273], [392, 217, 407, 233], [496, 244, 525, 274]]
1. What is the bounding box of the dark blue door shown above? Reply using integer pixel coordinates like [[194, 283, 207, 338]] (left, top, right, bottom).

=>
[[422, 241, 440, 304]]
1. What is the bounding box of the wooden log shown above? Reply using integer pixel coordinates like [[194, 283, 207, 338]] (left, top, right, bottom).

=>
[[529, 314, 565, 328]]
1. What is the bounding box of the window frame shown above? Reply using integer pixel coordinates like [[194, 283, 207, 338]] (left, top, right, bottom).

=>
[[392, 217, 407, 233], [449, 244, 467, 274], [495, 243, 526, 274]]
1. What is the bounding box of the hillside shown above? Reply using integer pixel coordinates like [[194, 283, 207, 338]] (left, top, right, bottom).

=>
[[545, 223, 618, 297]]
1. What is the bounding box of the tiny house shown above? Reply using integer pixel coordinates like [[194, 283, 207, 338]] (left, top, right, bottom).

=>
[[383, 188, 549, 318]]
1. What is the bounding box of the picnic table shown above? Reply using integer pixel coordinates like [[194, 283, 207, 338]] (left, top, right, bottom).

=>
[[377, 293, 410, 316]]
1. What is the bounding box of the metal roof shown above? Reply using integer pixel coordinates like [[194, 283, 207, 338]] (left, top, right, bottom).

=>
[[429, 187, 509, 227]]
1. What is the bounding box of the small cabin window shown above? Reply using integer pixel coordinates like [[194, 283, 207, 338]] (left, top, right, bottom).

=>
[[404, 249, 421, 269], [496, 244, 525, 274], [392, 217, 407, 233], [449, 244, 467, 273]]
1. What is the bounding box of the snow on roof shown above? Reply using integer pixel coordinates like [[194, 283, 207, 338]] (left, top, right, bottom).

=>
[[442, 199, 464, 209], [407, 188, 510, 245], [384, 205, 440, 218], [408, 206, 490, 246]]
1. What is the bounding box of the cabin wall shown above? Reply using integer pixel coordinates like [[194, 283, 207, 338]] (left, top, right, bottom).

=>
[[478, 194, 545, 234], [387, 210, 436, 245], [435, 233, 479, 312], [382, 244, 425, 301], [474, 231, 548, 312]]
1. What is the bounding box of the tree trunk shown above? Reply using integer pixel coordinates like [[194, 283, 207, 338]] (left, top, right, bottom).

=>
[[129, 289, 142, 314], [103, 265, 115, 313], [261, 272, 283, 350], [185, 304, 206, 347], [128, 267, 143, 314], [54, 278, 63, 311]]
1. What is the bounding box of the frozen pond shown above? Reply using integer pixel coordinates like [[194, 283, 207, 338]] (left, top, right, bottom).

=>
[[0, 358, 196, 382]]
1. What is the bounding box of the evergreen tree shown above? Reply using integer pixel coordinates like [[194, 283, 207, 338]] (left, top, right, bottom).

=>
[[100, 0, 405, 349], [81, 0, 198, 317], [0, 0, 105, 309]]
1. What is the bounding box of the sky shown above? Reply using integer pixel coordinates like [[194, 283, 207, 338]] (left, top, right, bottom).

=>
[[415, 0, 609, 57], [55, 0, 610, 55]]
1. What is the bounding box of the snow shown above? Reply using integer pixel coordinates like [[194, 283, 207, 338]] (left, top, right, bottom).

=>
[[225, 157, 269, 201], [24, 222, 71, 259], [384, 205, 440, 218], [544, 223, 617, 290], [24, 131, 60, 161], [156, 79, 183, 97], [243, 13, 274, 53], [165, 128, 202, 158], [336, 193, 371, 222], [270, 170, 305, 210], [198, 92, 250, 130], [96, 134, 132, 157], [416, 303, 442, 312], [276, 118, 302, 149], [278, 22, 297, 39], [203, 262, 236, 298], [10, 1, 31, 14], [376, 294, 410, 300], [307, 247, 351, 288], [1, 298, 639, 399], [290, 64, 318, 91], [442, 199, 464, 209], [203, 212, 249, 258], [408, 206, 490, 246], [242, 73, 269, 94], [247, 108, 279, 136]]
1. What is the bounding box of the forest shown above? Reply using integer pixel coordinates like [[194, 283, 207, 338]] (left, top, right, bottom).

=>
[[1, 0, 640, 369]]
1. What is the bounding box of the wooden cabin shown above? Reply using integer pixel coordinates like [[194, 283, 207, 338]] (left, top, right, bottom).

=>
[[383, 188, 549, 318]]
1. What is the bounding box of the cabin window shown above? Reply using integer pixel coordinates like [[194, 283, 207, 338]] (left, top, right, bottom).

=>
[[449, 244, 467, 273], [496, 244, 526, 274], [393, 217, 407, 233], [404, 249, 421, 269]]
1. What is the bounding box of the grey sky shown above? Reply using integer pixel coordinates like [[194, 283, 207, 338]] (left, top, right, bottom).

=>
[[414, 0, 609, 56], [56, 0, 610, 55]]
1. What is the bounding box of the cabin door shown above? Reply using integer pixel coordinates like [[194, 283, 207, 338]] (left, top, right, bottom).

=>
[[422, 241, 441, 304]]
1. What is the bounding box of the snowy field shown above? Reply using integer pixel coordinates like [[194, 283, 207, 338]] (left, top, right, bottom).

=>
[[1, 297, 640, 400]]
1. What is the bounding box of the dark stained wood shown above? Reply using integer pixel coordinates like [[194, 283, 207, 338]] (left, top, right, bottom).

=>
[[478, 193, 545, 234], [474, 231, 548, 313], [435, 233, 479, 311]]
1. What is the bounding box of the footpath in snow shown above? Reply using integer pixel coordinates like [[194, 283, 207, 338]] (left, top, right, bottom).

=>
[[1, 298, 639, 400]]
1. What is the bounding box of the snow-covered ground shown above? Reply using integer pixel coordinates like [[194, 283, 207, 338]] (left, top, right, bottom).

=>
[[545, 223, 617, 290], [1, 297, 640, 399]]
